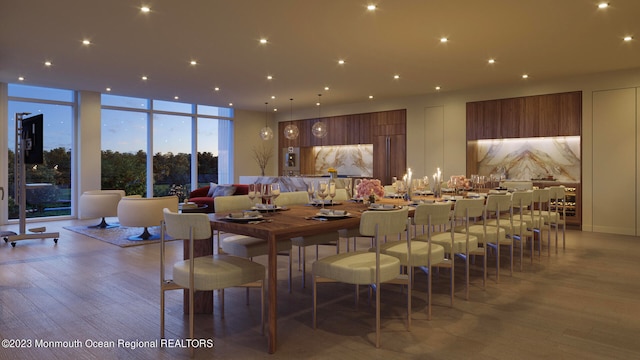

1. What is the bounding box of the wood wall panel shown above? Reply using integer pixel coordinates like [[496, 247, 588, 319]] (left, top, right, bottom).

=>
[[500, 97, 525, 138], [538, 93, 561, 136]]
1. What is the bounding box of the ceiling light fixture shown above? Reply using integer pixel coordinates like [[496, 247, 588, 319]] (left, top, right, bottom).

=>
[[284, 98, 299, 140], [368, 95, 374, 99], [141, 6, 150, 13], [260, 102, 274, 141], [106, 87, 111, 92], [260, 38, 268, 44], [598, 2, 609, 9], [190, 60, 197, 65], [522, 74, 529, 79], [624, 36, 633, 41], [312, 94, 328, 138], [488, 58, 496, 64], [338, 59, 345, 65], [435, 86, 441, 90], [324, 86, 330, 91], [141, 75, 148, 81], [393, 74, 400, 79], [18, 76, 25, 81], [82, 39, 91, 45], [440, 37, 448, 43], [367, 5, 376, 11], [267, 75, 273, 80], [214, 87, 220, 91], [44, 61, 52, 67]]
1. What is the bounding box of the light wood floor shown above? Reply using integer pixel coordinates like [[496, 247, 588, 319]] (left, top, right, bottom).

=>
[[1, 219, 639, 360]]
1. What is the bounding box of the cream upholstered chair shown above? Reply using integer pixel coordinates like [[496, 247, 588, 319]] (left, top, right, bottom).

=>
[[430, 199, 484, 300], [313, 207, 410, 348], [412, 203, 457, 307], [79, 189, 125, 228], [215, 195, 293, 291], [546, 186, 566, 253], [504, 191, 535, 269], [482, 194, 514, 282], [117, 195, 178, 240], [278, 191, 341, 288], [380, 203, 446, 319], [531, 188, 552, 257], [160, 209, 265, 356]]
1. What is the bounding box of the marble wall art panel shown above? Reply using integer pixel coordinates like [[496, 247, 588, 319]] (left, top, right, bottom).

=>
[[313, 144, 373, 177], [475, 136, 580, 182]]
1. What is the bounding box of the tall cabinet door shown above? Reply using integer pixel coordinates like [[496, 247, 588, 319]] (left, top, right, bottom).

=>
[[373, 134, 406, 185], [592, 88, 637, 235]]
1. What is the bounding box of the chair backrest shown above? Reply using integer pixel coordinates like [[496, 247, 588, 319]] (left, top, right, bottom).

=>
[[274, 191, 309, 206], [333, 188, 349, 201], [453, 198, 485, 220], [532, 188, 550, 203], [163, 208, 212, 240], [413, 203, 451, 227], [117, 195, 178, 227], [214, 195, 252, 213], [511, 190, 533, 208], [359, 207, 409, 237], [548, 186, 565, 201], [485, 194, 511, 214]]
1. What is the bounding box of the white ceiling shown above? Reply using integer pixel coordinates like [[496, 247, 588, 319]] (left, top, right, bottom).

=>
[[1, 0, 639, 112]]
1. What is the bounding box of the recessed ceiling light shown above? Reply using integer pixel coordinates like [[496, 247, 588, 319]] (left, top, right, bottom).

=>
[[174, 96, 179, 100], [18, 76, 25, 81], [273, 108, 278, 112], [267, 75, 273, 80], [82, 39, 91, 45], [488, 58, 496, 64], [228, 103, 233, 107], [522, 74, 529, 79], [338, 59, 345, 65], [324, 86, 330, 91], [271, 95, 276, 100], [44, 61, 52, 67], [440, 37, 448, 43], [598, 2, 609, 9], [141, 75, 148, 81], [259, 38, 268, 44], [393, 74, 400, 79], [368, 95, 374, 99], [624, 36, 633, 41], [435, 86, 441, 90], [141, 6, 150, 13], [367, 5, 376, 11], [106, 87, 111, 92], [190, 60, 197, 65], [214, 87, 220, 91]]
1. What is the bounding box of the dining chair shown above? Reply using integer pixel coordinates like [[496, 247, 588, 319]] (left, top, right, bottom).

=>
[[430, 199, 484, 300], [381, 203, 447, 318], [531, 188, 552, 257], [276, 191, 342, 288], [546, 186, 566, 253], [215, 195, 293, 292], [506, 190, 535, 269], [411, 202, 457, 307], [312, 208, 410, 348], [160, 209, 265, 357], [481, 194, 513, 282]]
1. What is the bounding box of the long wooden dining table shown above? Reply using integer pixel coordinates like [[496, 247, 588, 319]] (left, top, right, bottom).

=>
[[208, 201, 370, 354]]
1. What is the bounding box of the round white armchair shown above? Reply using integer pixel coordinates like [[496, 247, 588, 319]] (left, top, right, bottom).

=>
[[117, 195, 179, 240], [79, 190, 126, 228]]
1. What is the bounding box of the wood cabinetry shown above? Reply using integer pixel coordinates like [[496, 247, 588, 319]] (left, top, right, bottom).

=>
[[278, 109, 406, 181], [467, 91, 582, 139]]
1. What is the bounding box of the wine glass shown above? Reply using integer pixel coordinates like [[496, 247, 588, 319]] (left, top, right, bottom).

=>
[[306, 181, 315, 203], [345, 179, 352, 199], [353, 179, 362, 199], [328, 181, 336, 206], [270, 183, 281, 210], [261, 183, 272, 208], [395, 180, 407, 200], [317, 181, 329, 209], [248, 183, 257, 205]]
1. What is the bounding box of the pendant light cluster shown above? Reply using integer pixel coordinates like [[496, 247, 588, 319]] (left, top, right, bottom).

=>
[[259, 95, 328, 140]]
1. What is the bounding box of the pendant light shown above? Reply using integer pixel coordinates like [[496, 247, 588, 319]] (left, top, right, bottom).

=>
[[312, 94, 327, 138], [259, 102, 274, 140], [284, 98, 299, 140]]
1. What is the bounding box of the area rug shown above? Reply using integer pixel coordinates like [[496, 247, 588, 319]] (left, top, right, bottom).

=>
[[63, 221, 173, 247]]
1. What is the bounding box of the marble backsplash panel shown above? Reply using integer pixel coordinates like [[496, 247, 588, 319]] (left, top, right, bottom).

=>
[[474, 136, 580, 182], [313, 144, 373, 177]]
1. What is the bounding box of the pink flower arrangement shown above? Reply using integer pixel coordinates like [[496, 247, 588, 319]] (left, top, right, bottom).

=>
[[356, 179, 385, 199], [447, 175, 471, 189]]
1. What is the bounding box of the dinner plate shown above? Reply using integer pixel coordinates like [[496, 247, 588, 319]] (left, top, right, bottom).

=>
[[225, 214, 263, 222], [252, 205, 283, 211], [309, 200, 342, 206], [368, 204, 401, 211], [316, 211, 351, 218]]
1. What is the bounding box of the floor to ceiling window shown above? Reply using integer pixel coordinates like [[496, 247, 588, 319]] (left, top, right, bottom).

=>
[[6, 84, 74, 219], [101, 95, 233, 198]]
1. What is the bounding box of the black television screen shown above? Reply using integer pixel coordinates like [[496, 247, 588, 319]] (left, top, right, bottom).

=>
[[22, 114, 44, 164]]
